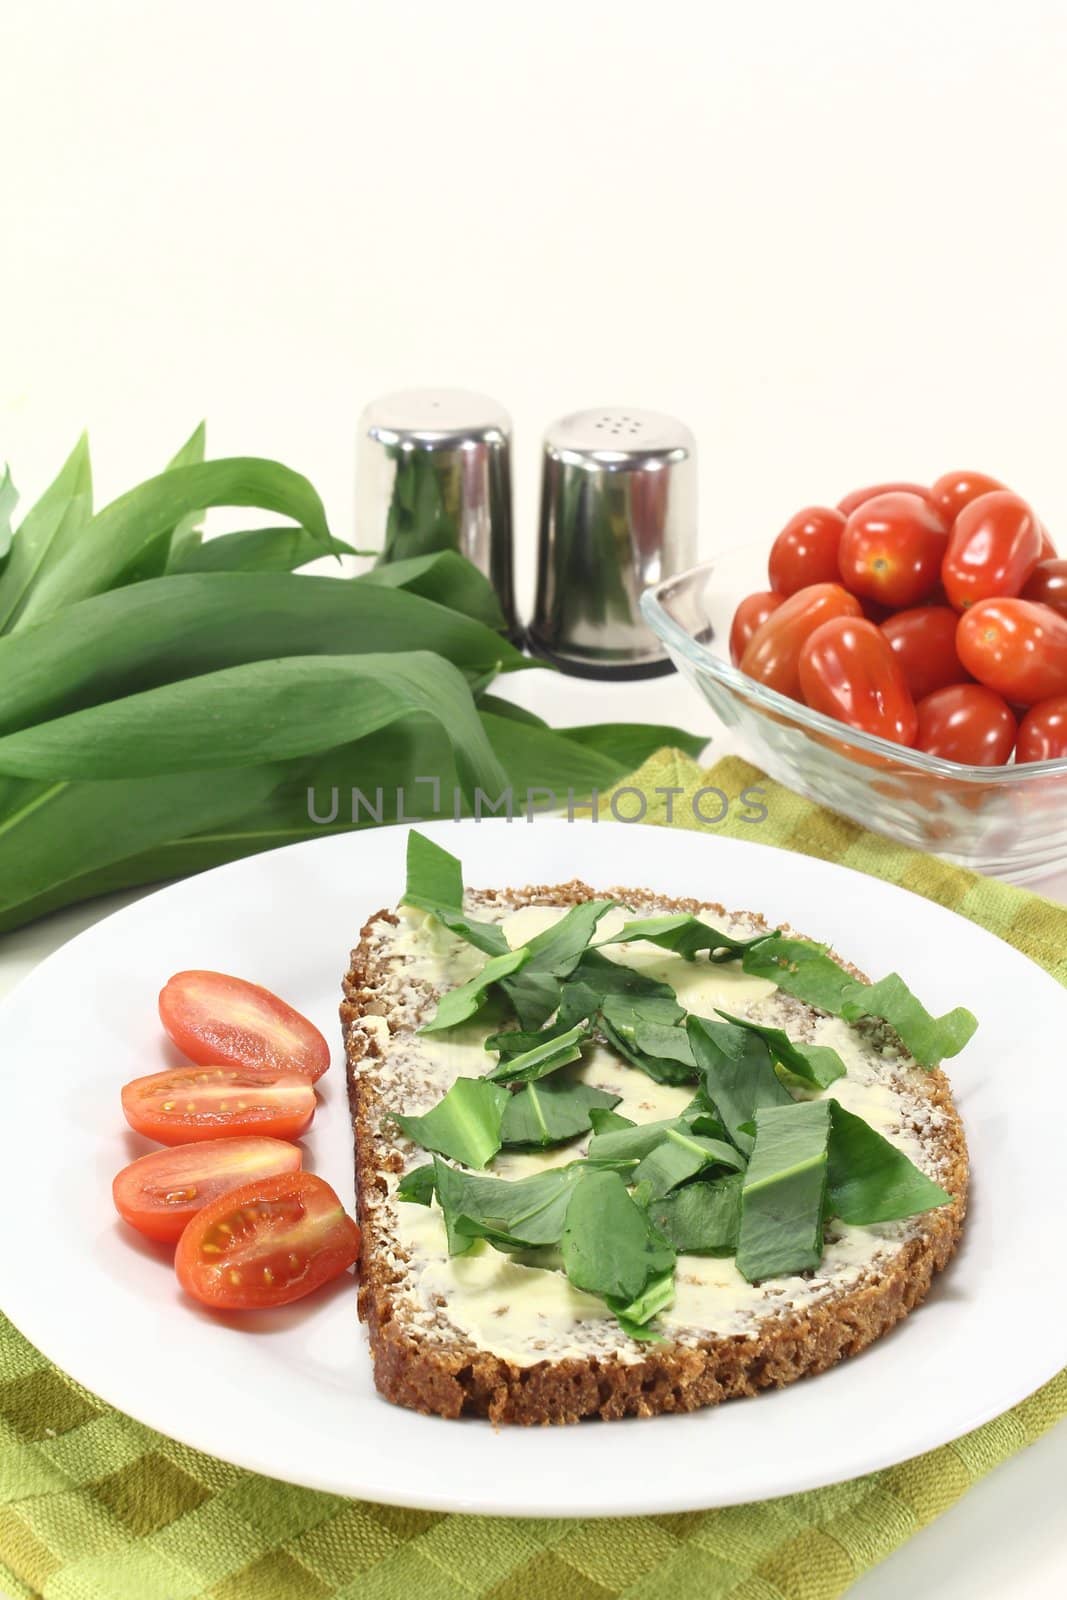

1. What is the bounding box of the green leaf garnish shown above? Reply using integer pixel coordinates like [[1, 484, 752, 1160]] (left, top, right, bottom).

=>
[[828, 1102, 952, 1223], [561, 1169, 676, 1305], [736, 1100, 832, 1283], [743, 937, 977, 1066], [714, 1008, 845, 1089], [418, 947, 532, 1034], [499, 901, 616, 1029], [401, 831, 508, 957], [396, 1163, 436, 1205], [485, 1020, 589, 1084], [609, 1267, 675, 1338], [686, 1015, 794, 1155], [595, 912, 767, 964], [648, 1174, 743, 1255], [499, 1077, 621, 1147], [631, 1126, 745, 1198], [395, 1078, 510, 1169], [432, 1157, 584, 1254]]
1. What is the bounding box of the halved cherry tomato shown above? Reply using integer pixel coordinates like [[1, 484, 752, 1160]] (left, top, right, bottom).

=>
[[915, 684, 1017, 767], [767, 507, 846, 596], [113, 1138, 303, 1243], [929, 470, 1006, 527], [739, 583, 862, 699], [121, 1065, 316, 1145], [880, 606, 972, 701], [798, 617, 918, 744], [159, 971, 330, 1082], [729, 590, 785, 665], [1016, 697, 1067, 763], [837, 481, 929, 517], [957, 599, 1067, 705], [941, 491, 1042, 610], [175, 1172, 360, 1310], [1022, 558, 1067, 620], [838, 493, 948, 608]]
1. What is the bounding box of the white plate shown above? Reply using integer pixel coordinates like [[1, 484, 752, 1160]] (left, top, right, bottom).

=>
[[0, 820, 1062, 1517]]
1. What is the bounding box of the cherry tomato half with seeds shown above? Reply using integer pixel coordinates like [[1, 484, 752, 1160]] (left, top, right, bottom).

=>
[[798, 617, 918, 744], [880, 606, 972, 702], [941, 491, 1042, 610], [729, 590, 785, 665], [1016, 697, 1067, 763], [767, 507, 846, 596], [836, 481, 929, 517], [739, 583, 862, 699], [175, 1171, 360, 1311], [838, 492, 949, 609], [1021, 558, 1067, 620], [929, 470, 1006, 528], [113, 1138, 303, 1244], [957, 599, 1067, 705], [121, 1065, 316, 1145], [915, 684, 1017, 767], [159, 971, 330, 1082]]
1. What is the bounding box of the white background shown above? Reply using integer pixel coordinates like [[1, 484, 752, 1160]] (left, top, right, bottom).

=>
[[0, 2, 1065, 1595]]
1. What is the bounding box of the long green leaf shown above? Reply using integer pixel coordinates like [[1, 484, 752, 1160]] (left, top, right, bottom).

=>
[[358, 551, 505, 630], [0, 467, 16, 565], [0, 575, 530, 737], [13, 457, 333, 629], [171, 526, 361, 574], [0, 653, 508, 797], [120, 423, 210, 584], [0, 435, 93, 633], [0, 764, 283, 932]]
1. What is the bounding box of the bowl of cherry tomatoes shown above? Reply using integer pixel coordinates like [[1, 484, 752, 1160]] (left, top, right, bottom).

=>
[[641, 472, 1067, 881]]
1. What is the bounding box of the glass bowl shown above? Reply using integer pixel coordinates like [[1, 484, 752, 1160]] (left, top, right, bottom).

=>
[[641, 549, 1067, 883]]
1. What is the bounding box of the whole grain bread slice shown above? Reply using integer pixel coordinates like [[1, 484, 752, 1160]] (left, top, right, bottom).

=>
[[340, 882, 968, 1426]]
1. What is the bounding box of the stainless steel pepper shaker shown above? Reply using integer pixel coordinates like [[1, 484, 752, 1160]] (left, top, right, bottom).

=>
[[527, 407, 698, 678], [355, 388, 517, 636]]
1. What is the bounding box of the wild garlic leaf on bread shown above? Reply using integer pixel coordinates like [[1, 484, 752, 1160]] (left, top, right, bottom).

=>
[[484, 1020, 589, 1083], [687, 1016, 794, 1155], [395, 1077, 510, 1169], [401, 831, 508, 956], [561, 1169, 676, 1306], [742, 937, 977, 1066], [714, 1009, 846, 1089], [499, 1077, 621, 1148], [593, 912, 769, 964], [828, 1103, 952, 1223], [648, 1174, 743, 1255], [431, 1158, 584, 1254], [736, 1100, 832, 1283]]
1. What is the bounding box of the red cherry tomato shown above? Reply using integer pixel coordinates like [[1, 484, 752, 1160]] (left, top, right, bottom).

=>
[[914, 684, 1017, 767], [941, 491, 1042, 610], [121, 1065, 316, 1145], [1016, 696, 1067, 763], [1038, 525, 1058, 560], [112, 1138, 303, 1244], [838, 493, 949, 608], [767, 507, 846, 596], [837, 481, 929, 517], [175, 1172, 360, 1311], [957, 599, 1067, 705], [159, 971, 330, 1083], [880, 606, 972, 701], [929, 470, 1006, 527], [798, 617, 918, 744], [729, 590, 785, 665], [1022, 558, 1067, 620], [739, 583, 863, 699]]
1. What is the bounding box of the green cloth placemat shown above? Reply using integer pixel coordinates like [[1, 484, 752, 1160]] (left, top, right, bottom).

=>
[[2, 752, 1065, 1600]]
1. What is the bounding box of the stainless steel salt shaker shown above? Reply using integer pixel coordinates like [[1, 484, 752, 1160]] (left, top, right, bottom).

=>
[[528, 408, 697, 677], [355, 388, 517, 636]]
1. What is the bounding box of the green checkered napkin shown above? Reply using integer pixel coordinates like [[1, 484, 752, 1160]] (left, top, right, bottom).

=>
[[2, 752, 1065, 1600]]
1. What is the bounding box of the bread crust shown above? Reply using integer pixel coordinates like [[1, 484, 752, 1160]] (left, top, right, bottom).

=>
[[341, 882, 969, 1425]]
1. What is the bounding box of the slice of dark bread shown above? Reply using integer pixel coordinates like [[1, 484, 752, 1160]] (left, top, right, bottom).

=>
[[340, 882, 968, 1425]]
